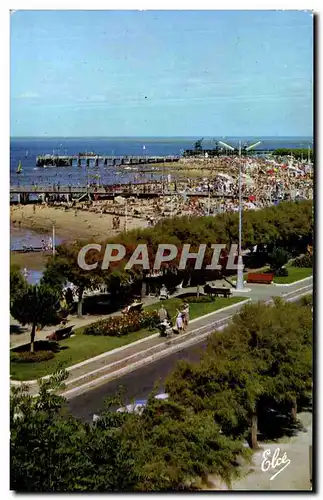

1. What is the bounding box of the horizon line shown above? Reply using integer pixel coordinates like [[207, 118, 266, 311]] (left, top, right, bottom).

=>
[[10, 135, 314, 139]]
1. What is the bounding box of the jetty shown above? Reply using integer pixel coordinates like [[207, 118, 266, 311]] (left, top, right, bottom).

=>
[[36, 154, 180, 167], [10, 183, 253, 204]]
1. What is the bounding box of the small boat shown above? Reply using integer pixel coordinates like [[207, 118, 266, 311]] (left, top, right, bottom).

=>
[[17, 161, 22, 174], [25, 150, 28, 158]]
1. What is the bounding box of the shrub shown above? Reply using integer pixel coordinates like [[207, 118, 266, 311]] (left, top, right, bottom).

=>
[[293, 254, 312, 268], [12, 340, 60, 353], [274, 267, 289, 277], [186, 295, 213, 303], [84, 310, 159, 337], [268, 247, 291, 273], [11, 351, 55, 363]]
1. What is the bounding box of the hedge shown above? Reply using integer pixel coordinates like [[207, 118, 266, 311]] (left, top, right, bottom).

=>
[[11, 351, 55, 363]]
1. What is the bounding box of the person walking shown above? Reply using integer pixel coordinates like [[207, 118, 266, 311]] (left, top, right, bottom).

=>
[[158, 305, 168, 323], [175, 309, 183, 333], [182, 302, 190, 330]]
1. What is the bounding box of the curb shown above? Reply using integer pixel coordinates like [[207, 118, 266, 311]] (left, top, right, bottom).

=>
[[11, 299, 249, 386], [273, 276, 312, 287]]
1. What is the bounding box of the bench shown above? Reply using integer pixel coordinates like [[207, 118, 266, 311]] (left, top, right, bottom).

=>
[[122, 302, 144, 314], [204, 285, 232, 298], [247, 273, 274, 284], [46, 325, 73, 341]]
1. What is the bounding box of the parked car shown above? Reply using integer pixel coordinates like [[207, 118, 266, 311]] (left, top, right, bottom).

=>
[[92, 393, 169, 422], [116, 393, 169, 414]]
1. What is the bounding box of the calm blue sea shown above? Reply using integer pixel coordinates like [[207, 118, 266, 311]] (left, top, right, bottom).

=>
[[10, 136, 313, 188]]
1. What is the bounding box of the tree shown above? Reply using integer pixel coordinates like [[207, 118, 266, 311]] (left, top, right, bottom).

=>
[[268, 247, 290, 274], [44, 242, 103, 317], [166, 299, 312, 449], [10, 265, 28, 304], [11, 371, 250, 492], [10, 284, 61, 352]]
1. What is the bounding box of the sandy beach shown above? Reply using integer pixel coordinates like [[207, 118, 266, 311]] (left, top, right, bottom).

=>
[[10, 204, 149, 243]]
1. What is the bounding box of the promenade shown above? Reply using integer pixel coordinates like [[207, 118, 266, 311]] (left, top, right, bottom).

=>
[[10, 277, 312, 402]]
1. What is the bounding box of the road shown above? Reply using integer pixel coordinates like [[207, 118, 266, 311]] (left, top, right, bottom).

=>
[[67, 340, 206, 422], [68, 279, 312, 422]]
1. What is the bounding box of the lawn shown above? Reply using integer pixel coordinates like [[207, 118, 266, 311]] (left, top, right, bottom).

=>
[[145, 296, 244, 322], [273, 267, 312, 284], [11, 295, 245, 381]]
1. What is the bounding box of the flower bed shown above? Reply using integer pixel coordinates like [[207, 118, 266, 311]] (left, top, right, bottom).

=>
[[84, 310, 159, 337]]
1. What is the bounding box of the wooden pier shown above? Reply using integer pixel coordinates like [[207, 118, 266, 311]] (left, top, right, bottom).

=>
[[10, 183, 251, 203], [36, 154, 180, 167]]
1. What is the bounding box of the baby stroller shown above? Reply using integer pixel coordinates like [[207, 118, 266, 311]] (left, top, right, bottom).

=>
[[157, 319, 173, 338]]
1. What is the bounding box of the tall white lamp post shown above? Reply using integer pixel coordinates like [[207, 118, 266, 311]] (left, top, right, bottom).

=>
[[219, 140, 261, 290]]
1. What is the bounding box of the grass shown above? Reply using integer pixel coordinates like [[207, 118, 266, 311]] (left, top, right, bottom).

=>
[[273, 266, 312, 284], [145, 296, 244, 322], [10, 327, 154, 382], [11, 295, 245, 381]]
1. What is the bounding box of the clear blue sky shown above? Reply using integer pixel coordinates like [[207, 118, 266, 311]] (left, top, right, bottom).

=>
[[10, 10, 313, 137]]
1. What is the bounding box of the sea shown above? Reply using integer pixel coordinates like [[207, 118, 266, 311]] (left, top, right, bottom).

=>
[[10, 136, 313, 189], [10, 136, 313, 283]]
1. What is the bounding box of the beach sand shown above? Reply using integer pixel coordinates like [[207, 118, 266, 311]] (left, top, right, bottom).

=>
[[10, 204, 149, 242]]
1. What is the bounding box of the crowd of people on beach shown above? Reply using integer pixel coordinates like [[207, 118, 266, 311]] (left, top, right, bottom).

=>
[[11, 154, 313, 234]]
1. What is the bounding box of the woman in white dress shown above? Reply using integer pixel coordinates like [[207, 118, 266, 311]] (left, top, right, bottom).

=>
[[175, 309, 183, 333]]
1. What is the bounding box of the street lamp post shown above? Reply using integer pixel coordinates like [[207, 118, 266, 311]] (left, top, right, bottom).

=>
[[52, 223, 56, 258], [219, 140, 261, 291]]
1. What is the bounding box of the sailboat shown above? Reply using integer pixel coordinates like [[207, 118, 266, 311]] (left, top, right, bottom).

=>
[[16, 160, 22, 174], [25, 150, 28, 158]]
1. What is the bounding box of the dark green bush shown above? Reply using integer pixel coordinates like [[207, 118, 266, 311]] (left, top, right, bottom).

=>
[[11, 351, 55, 363], [274, 267, 289, 277], [186, 295, 213, 303], [293, 254, 312, 268], [268, 247, 291, 273]]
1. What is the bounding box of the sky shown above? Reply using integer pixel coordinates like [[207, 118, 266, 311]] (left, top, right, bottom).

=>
[[10, 10, 313, 137]]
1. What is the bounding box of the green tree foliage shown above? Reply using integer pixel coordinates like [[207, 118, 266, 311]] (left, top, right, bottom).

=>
[[44, 241, 103, 317], [10, 371, 249, 492], [10, 265, 28, 304], [166, 299, 312, 449], [10, 284, 61, 352], [44, 201, 312, 299], [268, 246, 290, 274], [273, 148, 313, 161]]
